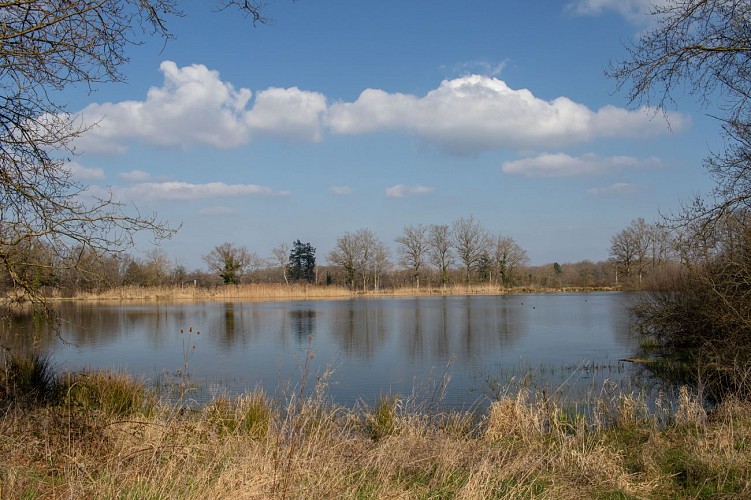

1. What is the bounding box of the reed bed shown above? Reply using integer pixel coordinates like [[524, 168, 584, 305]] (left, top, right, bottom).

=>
[[65, 283, 618, 303], [2, 357, 751, 498], [70, 284, 353, 302]]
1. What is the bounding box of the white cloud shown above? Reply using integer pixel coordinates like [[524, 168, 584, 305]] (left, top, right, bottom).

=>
[[118, 169, 151, 182], [199, 206, 237, 215], [566, 0, 667, 22], [246, 87, 327, 141], [385, 184, 434, 198], [448, 59, 510, 78], [501, 153, 663, 177], [70, 63, 686, 156], [74, 61, 326, 153], [587, 182, 642, 196], [330, 185, 353, 195], [327, 75, 685, 154], [64, 161, 105, 180], [122, 181, 290, 201]]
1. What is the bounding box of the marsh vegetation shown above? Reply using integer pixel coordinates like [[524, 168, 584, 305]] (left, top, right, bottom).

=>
[[2, 353, 751, 498]]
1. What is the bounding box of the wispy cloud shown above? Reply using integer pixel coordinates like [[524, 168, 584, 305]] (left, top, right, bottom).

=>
[[121, 181, 290, 201], [118, 169, 151, 182], [199, 206, 237, 215], [447, 59, 510, 78], [330, 185, 353, 195], [501, 153, 663, 177], [385, 184, 434, 198], [565, 0, 668, 22], [587, 182, 642, 196], [64, 161, 105, 181]]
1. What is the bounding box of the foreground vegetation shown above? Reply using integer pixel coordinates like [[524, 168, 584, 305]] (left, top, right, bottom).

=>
[[2, 355, 751, 498]]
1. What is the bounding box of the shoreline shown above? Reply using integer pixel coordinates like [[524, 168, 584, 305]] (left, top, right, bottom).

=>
[[43, 284, 622, 303], [1, 363, 748, 498]]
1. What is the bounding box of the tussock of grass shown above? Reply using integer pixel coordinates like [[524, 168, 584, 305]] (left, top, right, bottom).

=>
[[2, 360, 751, 498], [0, 352, 60, 406]]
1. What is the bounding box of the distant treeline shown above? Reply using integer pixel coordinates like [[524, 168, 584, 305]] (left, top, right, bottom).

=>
[[0, 214, 671, 298]]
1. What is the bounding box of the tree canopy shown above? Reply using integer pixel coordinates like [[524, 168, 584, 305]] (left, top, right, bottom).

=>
[[610, 0, 751, 224]]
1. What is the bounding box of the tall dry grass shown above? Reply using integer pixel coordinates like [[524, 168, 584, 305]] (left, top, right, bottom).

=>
[[2, 362, 751, 498], [70, 283, 353, 302], [65, 283, 617, 303]]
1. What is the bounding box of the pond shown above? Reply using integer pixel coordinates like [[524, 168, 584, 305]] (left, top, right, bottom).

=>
[[1, 292, 651, 409]]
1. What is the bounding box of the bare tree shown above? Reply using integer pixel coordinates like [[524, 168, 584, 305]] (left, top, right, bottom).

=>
[[610, 0, 751, 226], [271, 243, 290, 284], [492, 236, 529, 287], [395, 224, 428, 288], [609, 219, 650, 285], [144, 248, 172, 286], [328, 231, 362, 290], [328, 228, 389, 290], [427, 224, 453, 286], [0, 0, 273, 311], [451, 216, 489, 284], [368, 237, 391, 292], [203, 243, 258, 285]]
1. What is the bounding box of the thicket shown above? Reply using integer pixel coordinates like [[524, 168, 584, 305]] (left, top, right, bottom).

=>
[[635, 217, 751, 400]]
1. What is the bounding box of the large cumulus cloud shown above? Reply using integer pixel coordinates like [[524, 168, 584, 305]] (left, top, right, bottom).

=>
[[72, 62, 686, 156]]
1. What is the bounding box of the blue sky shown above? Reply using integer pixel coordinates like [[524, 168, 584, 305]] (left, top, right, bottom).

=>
[[61, 0, 721, 269]]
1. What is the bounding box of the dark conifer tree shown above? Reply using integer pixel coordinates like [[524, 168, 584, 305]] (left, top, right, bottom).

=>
[[288, 240, 316, 283]]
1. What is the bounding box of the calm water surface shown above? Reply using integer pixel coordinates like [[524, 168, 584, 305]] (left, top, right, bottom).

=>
[[1, 293, 647, 408]]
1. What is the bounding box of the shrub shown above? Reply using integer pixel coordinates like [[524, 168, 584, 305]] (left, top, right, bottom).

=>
[[0, 352, 60, 406]]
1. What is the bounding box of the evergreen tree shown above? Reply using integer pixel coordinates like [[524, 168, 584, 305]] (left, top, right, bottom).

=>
[[288, 240, 316, 283]]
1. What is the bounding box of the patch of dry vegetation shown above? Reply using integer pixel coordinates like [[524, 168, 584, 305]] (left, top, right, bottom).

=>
[[70, 284, 353, 302], [63, 283, 618, 303], [2, 357, 751, 498]]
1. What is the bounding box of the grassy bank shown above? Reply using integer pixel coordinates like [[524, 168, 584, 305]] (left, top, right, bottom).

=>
[[2, 357, 750, 498], [61, 283, 619, 302]]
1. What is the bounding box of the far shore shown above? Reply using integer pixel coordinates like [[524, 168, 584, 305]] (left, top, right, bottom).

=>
[[42, 283, 622, 303]]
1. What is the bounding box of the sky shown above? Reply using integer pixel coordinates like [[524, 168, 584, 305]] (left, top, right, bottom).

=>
[[59, 0, 723, 269]]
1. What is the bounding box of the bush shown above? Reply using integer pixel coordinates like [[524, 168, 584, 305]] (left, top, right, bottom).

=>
[[635, 220, 751, 400], [0, 352, 60, 406]]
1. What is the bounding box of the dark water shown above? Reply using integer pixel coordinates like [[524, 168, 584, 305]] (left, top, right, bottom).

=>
[[1, 293, 648, 408]]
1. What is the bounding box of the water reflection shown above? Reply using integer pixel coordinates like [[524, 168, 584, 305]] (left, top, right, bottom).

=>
[[289, 309, 316, 343], [0, 293, 643, 407]]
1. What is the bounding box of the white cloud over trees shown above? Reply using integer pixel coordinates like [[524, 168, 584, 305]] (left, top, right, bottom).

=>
[[71, 62, 686, 157]]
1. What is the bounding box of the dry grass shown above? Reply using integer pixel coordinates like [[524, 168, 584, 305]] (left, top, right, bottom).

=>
[[62, 283, 617, 303], [70, 284, 353, 302], [2, 366, 751, 499]]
